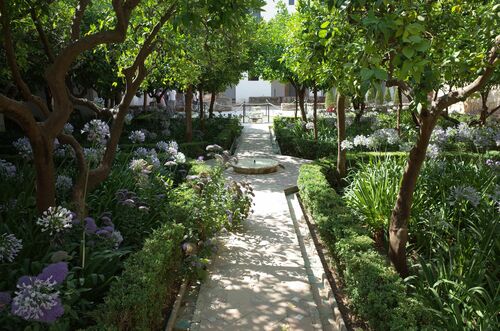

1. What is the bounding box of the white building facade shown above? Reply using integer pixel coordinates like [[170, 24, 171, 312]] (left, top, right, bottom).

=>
[[226, 1, 297, 103]]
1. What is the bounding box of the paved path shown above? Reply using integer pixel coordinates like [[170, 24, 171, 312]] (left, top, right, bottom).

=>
[[191, 124, 332, 331]]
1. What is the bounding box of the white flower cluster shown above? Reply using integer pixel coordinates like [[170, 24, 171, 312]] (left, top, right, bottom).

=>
[[13, 137, 33, 160], [128, 130, 145, 143], [56, 175, 73, 193], [449, 185, 481, 207], [0, 233, 23, 263], [305, 122, 314, 130], [36, 207, 73, 235], [431, 123, 500, 150], [343, 128, 399, 151], [81, 120, 110, 145], [129, 158, 152, 174]]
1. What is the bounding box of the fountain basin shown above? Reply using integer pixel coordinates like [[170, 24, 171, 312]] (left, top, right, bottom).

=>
[[232, 158, 279, 174]]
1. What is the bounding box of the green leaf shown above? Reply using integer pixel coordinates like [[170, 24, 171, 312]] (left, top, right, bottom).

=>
[[360, 68, 373, 81], [402, 46, 415, 59], [318, 29, 328, 39], [373, 68, 388, 80], [320, 21, 330, 29], [415, 40, 431, 52]]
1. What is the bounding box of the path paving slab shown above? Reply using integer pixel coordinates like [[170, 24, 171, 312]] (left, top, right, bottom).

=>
[[191, 124, 339, 331]]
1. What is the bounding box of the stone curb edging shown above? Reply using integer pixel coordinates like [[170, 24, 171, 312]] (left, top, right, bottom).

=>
[[294, 192, 349, 331], [164, 277, 190, 331]]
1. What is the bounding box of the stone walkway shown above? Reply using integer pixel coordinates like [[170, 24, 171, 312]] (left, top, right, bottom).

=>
[[191, 124, 336, 331]]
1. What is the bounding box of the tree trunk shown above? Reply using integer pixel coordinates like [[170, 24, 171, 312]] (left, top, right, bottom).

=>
[[389, 110, 438, 277], [295, 87, 298, 119], [185, 85, 193, 142], [208, 91, 216, 118], [480, 89, 490, 125], [313, 84, 318, 142], [32, 136, 56, 212], [336, 94, 347, 179], [298, 86, 307, 121], [353, 96, 365, 123], [397, 87, 402, 135], [199, 89, 205, 131]]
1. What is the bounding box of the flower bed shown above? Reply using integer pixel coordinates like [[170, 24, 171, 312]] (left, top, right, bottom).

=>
[[299, 153, 499, 330], [0, 116, 250, 329]]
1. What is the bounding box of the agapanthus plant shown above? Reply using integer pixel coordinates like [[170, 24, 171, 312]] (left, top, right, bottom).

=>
[[128, 130, 146, 143], [11, 262, 68, 323], [81, 119, 110, 145], [36, 206, 74, 235], [0, 233, 23, 263], [12, 137, 33, 160]]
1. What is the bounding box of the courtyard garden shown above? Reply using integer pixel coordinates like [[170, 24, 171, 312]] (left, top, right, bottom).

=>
[[0, 0, 499, 330]]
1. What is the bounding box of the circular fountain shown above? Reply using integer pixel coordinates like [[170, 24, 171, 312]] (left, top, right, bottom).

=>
[[231, 158, 279, 174]]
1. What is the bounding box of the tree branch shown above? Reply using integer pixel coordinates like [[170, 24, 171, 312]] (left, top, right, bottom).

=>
[[29, 6, 55, 62], [433, 35, 499, 112], [0, 0, 51, 118], [71, 0, 91, 41], [69, 94, 113, 119]]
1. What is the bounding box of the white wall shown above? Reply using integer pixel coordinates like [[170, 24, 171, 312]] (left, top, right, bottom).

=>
[[235, 74, 272, 103]]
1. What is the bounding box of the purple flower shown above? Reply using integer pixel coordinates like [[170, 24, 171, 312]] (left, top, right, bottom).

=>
[[0, 292, 11, 311], [0, 159, 17, 178], [84, 217, 97, 234], [11, 262, 68, 323]]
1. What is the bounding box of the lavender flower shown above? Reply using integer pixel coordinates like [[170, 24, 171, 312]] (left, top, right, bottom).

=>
[[134, 147, 150, 158], [36, 207, 73, 235], [426, 144, 440, 159], [56, 175, 73, 193], [0, 233, 23, 263], [63, 123, 74, 135], [84, 217, 97, 234], [156, 141, 169, 152], [11, 262, 68, 323], [0, 159, 16, 178], [128, 130, 145, 143], [13, 137, 33, 160], [83, 147, 102, 164], [54, 145, 76, 160], [81, 119, 110, 145], [449, 185, 481, 207]]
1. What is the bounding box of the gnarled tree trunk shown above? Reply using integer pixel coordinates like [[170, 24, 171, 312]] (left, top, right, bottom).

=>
[[298, 86, 307, 121], [313, 84, 318, 142], [208, 91, 216, 118], [199, 89, 205, 131], [336, 94, 346, 179], [185, 85, 193, 142], [389, 110, 438, 277]]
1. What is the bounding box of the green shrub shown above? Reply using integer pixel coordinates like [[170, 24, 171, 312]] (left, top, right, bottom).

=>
[[298, 163, 430, 330], [93, 223, 185, 331]]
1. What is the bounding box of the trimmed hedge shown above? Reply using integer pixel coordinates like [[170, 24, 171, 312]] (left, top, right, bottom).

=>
[[93, 223, 185, 331], [298, 163, 431, 330]]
